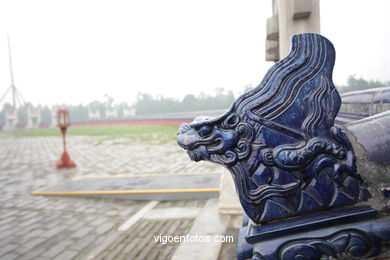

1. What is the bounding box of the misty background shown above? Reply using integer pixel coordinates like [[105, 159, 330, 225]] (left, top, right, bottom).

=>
[[0, 0, 389, 124]]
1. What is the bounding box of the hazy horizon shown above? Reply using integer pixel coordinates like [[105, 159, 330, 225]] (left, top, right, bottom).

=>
[[0, 0, 389, 106]]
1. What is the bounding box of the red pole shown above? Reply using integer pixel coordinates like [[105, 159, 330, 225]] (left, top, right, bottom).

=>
[[62, 127, 67, 152], [56, 110, 76, 169]]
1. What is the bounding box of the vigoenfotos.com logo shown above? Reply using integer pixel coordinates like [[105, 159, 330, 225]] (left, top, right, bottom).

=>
[[154, 234, 234, 245]]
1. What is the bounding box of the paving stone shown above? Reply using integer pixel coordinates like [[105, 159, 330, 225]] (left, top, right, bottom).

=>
[[0, 135, 217, 259], [67, 221, 85, 232], [148, 249, 159, 260], [71, 227, 92, 238], [166, 220, 181, 234], [0, 244, 17, 257], [105, 243, 125, 260], [89, 218, 107, 227], [149, 220, 166, 235], [41, 226, 66, 237], [0, 229, 14, 240], [16, 237, 47, 255], [31, 256, 51, 260], [43, 240, 73, 258], [0, 225, 12, 233], [53, 249, 79, 260], [84, 232, 122, 259], [0, 237, 14, 248], [179, 219, 191, 229], [159, 246, 175, 260], [94, 250, 109, 260], [0, 216, 16, 226], [134, 237, 155, 260], [70, 235, 95, 251], [19, 247, 46, 260], [96, 222, 115, 235], [122, 238, 140, 255], [137, 220, 157, 237], [0, 253, 19, 260], [126, 240, 144, 259]]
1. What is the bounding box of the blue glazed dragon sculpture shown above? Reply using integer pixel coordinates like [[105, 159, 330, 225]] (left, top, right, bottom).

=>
[[177, 33, 371, 224]]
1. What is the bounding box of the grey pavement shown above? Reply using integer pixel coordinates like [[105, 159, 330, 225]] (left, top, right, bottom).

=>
[[0, 134, 225, 259]]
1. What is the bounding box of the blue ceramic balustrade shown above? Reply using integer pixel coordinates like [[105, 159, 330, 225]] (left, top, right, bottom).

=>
[[177, 33, 390, 259]]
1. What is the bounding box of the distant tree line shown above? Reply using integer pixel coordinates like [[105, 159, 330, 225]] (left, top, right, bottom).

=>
[[1, 78, 388, 127], [0, 88, 236, 126], [336, 75, 389, 93], [135, 87, 235, 115]]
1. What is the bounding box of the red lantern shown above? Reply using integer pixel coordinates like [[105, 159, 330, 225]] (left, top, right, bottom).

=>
[[56, 109, 76, 168]]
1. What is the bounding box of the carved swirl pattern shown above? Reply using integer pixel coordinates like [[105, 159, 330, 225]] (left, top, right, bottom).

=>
[[211, 115, 255, 165], [177, 33, 372, 224], [278, 229, 384, 260]]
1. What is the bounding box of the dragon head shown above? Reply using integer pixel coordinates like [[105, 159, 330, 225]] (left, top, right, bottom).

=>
[[177, 33, 371, 224], [178, 113, 254, 166]]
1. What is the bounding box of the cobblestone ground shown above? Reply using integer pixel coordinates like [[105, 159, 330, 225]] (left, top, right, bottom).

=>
[[0, 134, 220, 259]]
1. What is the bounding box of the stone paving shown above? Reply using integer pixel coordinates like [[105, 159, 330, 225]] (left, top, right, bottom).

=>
[[0, 134, 223, 259]]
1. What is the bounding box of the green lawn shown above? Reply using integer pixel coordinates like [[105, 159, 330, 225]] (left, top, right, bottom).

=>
[[7, 125, 179, 145]]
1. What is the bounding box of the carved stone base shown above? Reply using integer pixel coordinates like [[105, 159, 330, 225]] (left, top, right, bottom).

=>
[[237, 206, 390, 260]]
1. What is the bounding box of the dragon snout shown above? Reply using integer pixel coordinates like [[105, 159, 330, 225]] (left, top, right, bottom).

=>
[[177, 123, 211, 163], [178, 123, 191, 136], [177, 123, 196, 149]]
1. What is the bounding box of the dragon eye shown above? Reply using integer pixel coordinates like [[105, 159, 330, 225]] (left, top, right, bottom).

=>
[[199, 126, 213, 137]]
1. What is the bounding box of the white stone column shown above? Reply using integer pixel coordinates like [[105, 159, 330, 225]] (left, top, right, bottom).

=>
[[266, 0, 321, 61]]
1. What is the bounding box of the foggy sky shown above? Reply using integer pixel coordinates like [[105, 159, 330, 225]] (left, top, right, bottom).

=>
[[0, 0, 389, 106]]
